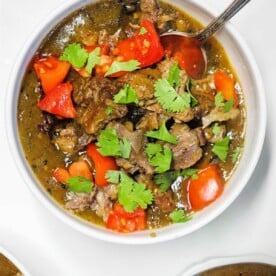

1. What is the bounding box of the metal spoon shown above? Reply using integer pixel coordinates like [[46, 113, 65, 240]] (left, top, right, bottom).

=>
[[161, 0, 251, 79]]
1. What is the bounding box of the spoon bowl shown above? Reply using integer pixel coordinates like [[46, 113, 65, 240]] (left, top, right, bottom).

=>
[[161, 0, 251, 79]]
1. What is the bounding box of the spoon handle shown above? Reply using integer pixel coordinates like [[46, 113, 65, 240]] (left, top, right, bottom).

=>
[[196, 0, 251, 42]]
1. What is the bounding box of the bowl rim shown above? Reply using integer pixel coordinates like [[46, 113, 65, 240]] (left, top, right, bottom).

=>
[[180, 254, 276, 275], [0, 245, 31, 275], [5, 0, 267, 244]]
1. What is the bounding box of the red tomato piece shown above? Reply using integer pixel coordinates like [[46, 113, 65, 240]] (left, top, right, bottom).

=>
[[214, 69, 239, 106], [85, 44, 110, 55], [37, 82, 76, 118], [187, 164, 224, 211], [33, 56, 71, 94], [114, 19, 164, 68], [86, 144, 118, 187], [106, 203, 146, 232]]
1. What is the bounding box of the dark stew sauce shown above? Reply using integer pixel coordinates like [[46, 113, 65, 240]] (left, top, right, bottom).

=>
[[0, 253, 22, 275], [18, 0, 246, 232]]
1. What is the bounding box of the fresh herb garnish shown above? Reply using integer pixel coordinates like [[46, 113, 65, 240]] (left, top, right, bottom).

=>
[[154, 79, 191, 113], [145, 120, 178, 144], [215, 92, 234, 113], [60, 43, 88, 68], [139, 27, 147, 35], [223, 99, 234, 112], [105, 106, 113, 115], [185, 78, 198, 107], [145, 143, 172, 173], [96, 128, 131, 158], [85, 47, 101, 74], [169, 209, 192, 223], [105, 60, 140, 76], [114, 84, 138, 104], [168, 62, 181, 87], [66, 176, 93, 193], [106, 171, 153, 212], [232, 146, 242, 163], [212, 135, 230, 161], [212, 123, 221, 135], [154, 168, 199, 192]]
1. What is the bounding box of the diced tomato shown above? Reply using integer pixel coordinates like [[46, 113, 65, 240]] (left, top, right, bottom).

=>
[[86, 144, 118, 187], [37, 82, 77, 118], [68, 160, 93, 181], [106, 202, 146, 232], [214, 69, 239, 106], [187, 164, 224, 211], [114, 19, 164, 68], [53, 167, 71, 184], [33, 56, 71, 94], [94, 55, 113, 76]]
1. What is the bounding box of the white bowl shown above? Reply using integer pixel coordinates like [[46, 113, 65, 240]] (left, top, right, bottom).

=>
[[181, 254, 276, 275], [0, 245, 31, 276], [6, 0, 266, 244]]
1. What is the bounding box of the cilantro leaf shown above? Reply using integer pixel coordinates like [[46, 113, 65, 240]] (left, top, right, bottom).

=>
[[114, 84, 138, 104], [223, 99, 234, 113], [154, 168, 199, 192], [212, 135, 230, 161], [60, 43, 88, 68], [106, 171, 153, 212], [145, 143, 172, 173], [105, 60, 140, 76], [169, 209, 192, 223], [105, 106, 113, 115], [139, 27, 147, 35], [96, 128, 131, 158], [85, 47, 101, 74], [145, 120, 178, 144], [215, 92, 225, 107], [66, 176, 93, 193], [168, 62, 181, 87], [212, 123, 221, 135], [232, 146, 242, 163], [154, 79, 191, 113]]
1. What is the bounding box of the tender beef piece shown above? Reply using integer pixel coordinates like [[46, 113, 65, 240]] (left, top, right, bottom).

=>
[[38, 112, 57, 133], [202, 107, 240, 128], [145, 102, 196, 123], [66, 185, 118, 222], [113, 122, 154, 174], [122, 68, 161, 102], [169, 123, 203, 170], [75, 76, 128, 135], [77, 99, 127, 135], [140, 0, 161, 24], [154, 190, 176, 213], [65, 189, 97, 210], [72, 76, 122, 106], [204, 124, 227, 143], [136, 111, 159, 131], [52, 123, 93, 153], [192, 127, 206, 146]]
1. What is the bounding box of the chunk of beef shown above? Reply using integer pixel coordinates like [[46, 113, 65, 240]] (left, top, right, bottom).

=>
[[202, 107, 240, 128], [113, 122, 154, 174], [140, 0, 161, 24], [65, 189, 96, 210], [136, 111, 159, 131], [77, 99, 127, 135], [169, 123, 203, 169], [52, 123, 93, 153], [75, 76, 128, 135], [154, 190, 176, 213]]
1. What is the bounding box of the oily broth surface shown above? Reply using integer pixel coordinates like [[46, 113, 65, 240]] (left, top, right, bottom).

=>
[[17, 0, 246, 228]]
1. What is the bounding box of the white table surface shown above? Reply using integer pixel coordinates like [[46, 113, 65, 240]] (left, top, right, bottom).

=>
[[1, 0, 275, 275]]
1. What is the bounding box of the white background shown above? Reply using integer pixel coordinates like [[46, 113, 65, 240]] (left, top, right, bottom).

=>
[[1, 0, 275, 275]]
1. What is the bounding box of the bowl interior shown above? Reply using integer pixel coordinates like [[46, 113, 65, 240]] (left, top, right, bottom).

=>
[[6, 0, 266, 244]]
